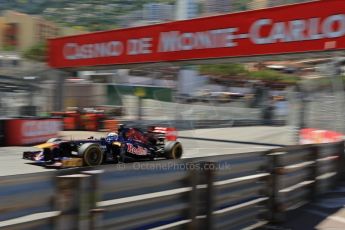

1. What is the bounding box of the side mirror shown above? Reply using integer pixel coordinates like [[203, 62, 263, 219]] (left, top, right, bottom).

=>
[[88, 136, 94, 139]]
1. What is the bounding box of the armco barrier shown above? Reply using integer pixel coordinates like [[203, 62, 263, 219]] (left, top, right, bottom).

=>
[[0, 141, 343, 230], [267, 141, 344, 222], [204, 152, 269, 229], [0, 172, 57, 229]]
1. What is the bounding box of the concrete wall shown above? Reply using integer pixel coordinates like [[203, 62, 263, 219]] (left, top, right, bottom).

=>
[[64, 83, 107, 108]]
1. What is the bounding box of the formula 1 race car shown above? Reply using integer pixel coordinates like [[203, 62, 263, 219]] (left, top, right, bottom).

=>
[[22, 125, 183, 168]]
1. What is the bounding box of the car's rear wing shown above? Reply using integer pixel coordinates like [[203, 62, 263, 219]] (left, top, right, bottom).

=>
[[149, 127, 178, 141]]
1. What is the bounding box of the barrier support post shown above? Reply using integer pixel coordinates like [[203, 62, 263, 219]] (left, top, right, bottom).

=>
[[336, 141, 345, 182], [204, 162, 215, 230], [54, 174, 92, 230], [187, 162, 199, 230], [83, 170, 104, 230], [267, 152, 283, 223], [310, 145, 319, 201], [187, 161, 216, 230]]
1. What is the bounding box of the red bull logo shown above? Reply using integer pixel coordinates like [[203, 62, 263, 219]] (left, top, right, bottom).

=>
[[126, 143, 148, 156]]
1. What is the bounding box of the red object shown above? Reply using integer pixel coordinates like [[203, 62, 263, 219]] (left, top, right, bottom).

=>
[[103, 120, 119, 132], [52, 111, 81, 130], [126, 128, 148, 143], [48, 0, 345, 68], [165, 128, 178, 141], [82, 114, 100, 131], [152, 127, 177, 141], [52, 109, 106, 131], [63, 116, 77, 130], [5, 119, 62, 146], [300, 128, 343, 144]]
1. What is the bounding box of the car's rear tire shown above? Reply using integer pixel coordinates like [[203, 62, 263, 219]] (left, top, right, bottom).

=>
[[164, 141, 183, 159], [79, 143, 103, 166]]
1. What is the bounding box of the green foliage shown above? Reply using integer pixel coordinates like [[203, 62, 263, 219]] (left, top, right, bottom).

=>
[[156, 0, 175, 4], [2, 45, 16, 51], [231, 0, 251, 11], [248, 70, 280, 81], [23, 42, 47, 62], [72, 25, 87, 31], [199, 63, 248, 76], [200, 64, 299, 85], [248, 70, 299, 84]]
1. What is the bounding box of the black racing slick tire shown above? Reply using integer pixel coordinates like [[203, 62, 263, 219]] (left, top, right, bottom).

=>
[[164, 141, 183, 159], [78, 143, 103, 166]]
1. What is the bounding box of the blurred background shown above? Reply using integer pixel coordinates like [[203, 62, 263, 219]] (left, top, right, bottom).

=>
[[2, 2, 345, 229], [0, 0, 344, 144]]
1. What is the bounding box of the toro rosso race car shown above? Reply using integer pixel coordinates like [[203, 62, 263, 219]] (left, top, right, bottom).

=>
[[23, 125, 183, 168]]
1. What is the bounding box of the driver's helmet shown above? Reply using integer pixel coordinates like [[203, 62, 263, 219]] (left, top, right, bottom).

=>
[[106, 132, 118, 140]]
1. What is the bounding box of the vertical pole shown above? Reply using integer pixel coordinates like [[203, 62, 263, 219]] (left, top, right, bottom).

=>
[[330, 59, 345, 134], [293, 84, 305, 144], [268, 153, 277, 222], [55, 70, 66, 112], [267, 152, 285, 223], [204, 162, 215, 230], [28, 82, 34, 115], [310, 145, 319, 201], [319, 57, 345, 134], [138, 96, 143, 120], [187, 162, 215, 230], [336, 141, 345, 182], [82, 170, 104, 230], [298, 87, 308, 131], [199, 162, 216, 230], [55, 174, 91, 230], [187, 162, 198, 229]]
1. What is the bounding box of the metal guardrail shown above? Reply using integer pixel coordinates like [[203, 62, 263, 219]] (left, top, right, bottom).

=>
[[0, 141, 343, 229], [0, 172, 57, 229], [267, 142, 344, 222]]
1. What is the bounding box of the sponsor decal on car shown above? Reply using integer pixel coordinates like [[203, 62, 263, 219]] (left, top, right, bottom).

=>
[[126, 143, 148, 156], [61, 158, 83, 168], [34, 143, 56, 149]]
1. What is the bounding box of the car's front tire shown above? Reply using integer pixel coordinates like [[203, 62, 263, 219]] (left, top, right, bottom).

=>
[[79, 143, 103, 166]]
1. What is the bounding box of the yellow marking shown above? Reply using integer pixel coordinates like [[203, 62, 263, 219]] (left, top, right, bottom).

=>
[[34, 143, 54, 149], [61, 158, 83, 168]]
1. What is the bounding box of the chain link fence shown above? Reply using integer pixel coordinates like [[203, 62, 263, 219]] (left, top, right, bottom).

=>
[[287, 58, 345, 138]]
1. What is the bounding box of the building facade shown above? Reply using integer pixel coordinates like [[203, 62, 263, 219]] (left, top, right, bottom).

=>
[[203, 0, 232, 15], [0, 17, 8, 49], [0, 11, 59, 51], [176, 0, 199, 20], [142, 3, 174, 21], [0, 10, 83, 52]]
